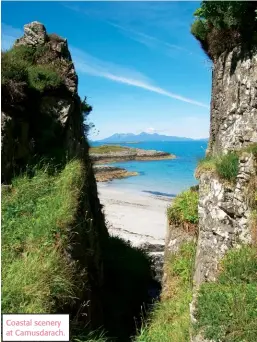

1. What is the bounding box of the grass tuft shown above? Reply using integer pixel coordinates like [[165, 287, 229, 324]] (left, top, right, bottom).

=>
[[2, 160, 84, 314], [135, 242, 196, 342], [195, 245, 257, 342], [167, 189, 199, 227], [196, 152, 239, 183], [72, 329, 108, 342]]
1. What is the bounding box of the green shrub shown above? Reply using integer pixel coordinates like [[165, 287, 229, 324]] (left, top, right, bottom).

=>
[[27, 65, 62, 92], [2, 160, 84, 314], [2, 52, 29, 84], [190, 19, 208, 42], [167, 189, 199, 226], [2, 45, 36, 63], [191, 1, 257, 59], [195, 246, 257, 341], [1, 44, 64, 93], [135, 243, 196, 342]]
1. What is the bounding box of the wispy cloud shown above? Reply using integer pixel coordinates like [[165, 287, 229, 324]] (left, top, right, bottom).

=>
[[107, 22, 196, 57], [65, 3, 204, 62], [65, 1, 190, 31], [1, 23, 23, 50], [71, 47, 209, 108], [1, 23, 209, 109]]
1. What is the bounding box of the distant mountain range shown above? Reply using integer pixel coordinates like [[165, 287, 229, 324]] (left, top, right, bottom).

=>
[[92, 132, 208, 143]]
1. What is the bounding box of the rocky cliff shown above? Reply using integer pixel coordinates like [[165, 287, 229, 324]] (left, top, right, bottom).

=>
[[1, 22, 108, 331], [194, 46, 257, 286], [207, 47, 257, 155], [161, 26, 257, 342]]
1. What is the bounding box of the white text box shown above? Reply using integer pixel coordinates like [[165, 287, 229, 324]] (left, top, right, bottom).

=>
[[2, 314, 69, 341]]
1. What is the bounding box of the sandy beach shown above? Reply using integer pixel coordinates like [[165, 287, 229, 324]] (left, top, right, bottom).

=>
[[97, 183, 171, 248]]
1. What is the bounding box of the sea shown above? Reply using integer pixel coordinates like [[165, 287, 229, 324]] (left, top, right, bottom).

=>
[[91, 141, 208, 198]]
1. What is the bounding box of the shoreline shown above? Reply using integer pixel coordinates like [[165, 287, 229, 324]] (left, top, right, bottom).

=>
[[97, 183, 171, 247]]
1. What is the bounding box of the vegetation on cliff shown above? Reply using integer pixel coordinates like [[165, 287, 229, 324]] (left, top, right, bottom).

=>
[[196, 152, 239, 183], [2, 161, 85, 313], [194, 246, 257, 341], [2, 22, 159, 342], [135, 242, 196, 342], [196, 144, 257, 184], [191, 1, 257, 59], [1, 43, 69, 114], [167, 188, 199, 228]]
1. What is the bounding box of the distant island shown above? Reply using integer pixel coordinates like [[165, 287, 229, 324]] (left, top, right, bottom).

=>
[[92, 132, 209, 143]]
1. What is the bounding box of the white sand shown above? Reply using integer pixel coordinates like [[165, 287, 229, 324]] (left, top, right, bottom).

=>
[[97, 183, 171, 247]]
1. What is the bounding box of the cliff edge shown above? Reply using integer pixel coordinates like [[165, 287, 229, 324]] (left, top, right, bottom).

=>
[[1, 21, 108, 334]]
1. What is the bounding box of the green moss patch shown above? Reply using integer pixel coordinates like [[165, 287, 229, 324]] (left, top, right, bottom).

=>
[[195, 246, 257, 342]]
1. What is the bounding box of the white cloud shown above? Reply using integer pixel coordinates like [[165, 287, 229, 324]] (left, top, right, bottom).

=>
[[144, 127, 168, 134], [145, 127, 156, 134], [71, 47, 209, 108]]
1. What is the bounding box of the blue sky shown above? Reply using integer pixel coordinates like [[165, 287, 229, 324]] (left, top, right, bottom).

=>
[[2, 1, 212, 140]]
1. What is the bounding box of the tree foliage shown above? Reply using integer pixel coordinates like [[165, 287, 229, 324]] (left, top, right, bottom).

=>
[[81, 96, 95, 136], [191, 1, 257, 59]]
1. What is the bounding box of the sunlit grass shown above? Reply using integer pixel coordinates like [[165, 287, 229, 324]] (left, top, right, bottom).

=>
[[2, 160, 84, 314], [135, 243, 196, 342]]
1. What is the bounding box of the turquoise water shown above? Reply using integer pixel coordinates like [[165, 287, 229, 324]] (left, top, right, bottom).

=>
[[91, 141, 208, 197]]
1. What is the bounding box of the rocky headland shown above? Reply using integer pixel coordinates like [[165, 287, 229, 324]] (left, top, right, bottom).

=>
[[90, 144, 175, 164]]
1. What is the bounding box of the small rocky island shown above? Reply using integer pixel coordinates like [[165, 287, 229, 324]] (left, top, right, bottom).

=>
[[90, 145, 175, 182], [93, 165, 138, 182]]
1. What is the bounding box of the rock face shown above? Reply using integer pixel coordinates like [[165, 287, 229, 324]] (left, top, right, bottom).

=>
[[207, 47, 257, 156], [1, 22, 108, 329], [190, 46, 257, 341], [1, 22, 79, 182], [194, 153, 255, 285], [194, 47, 257, 286]]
